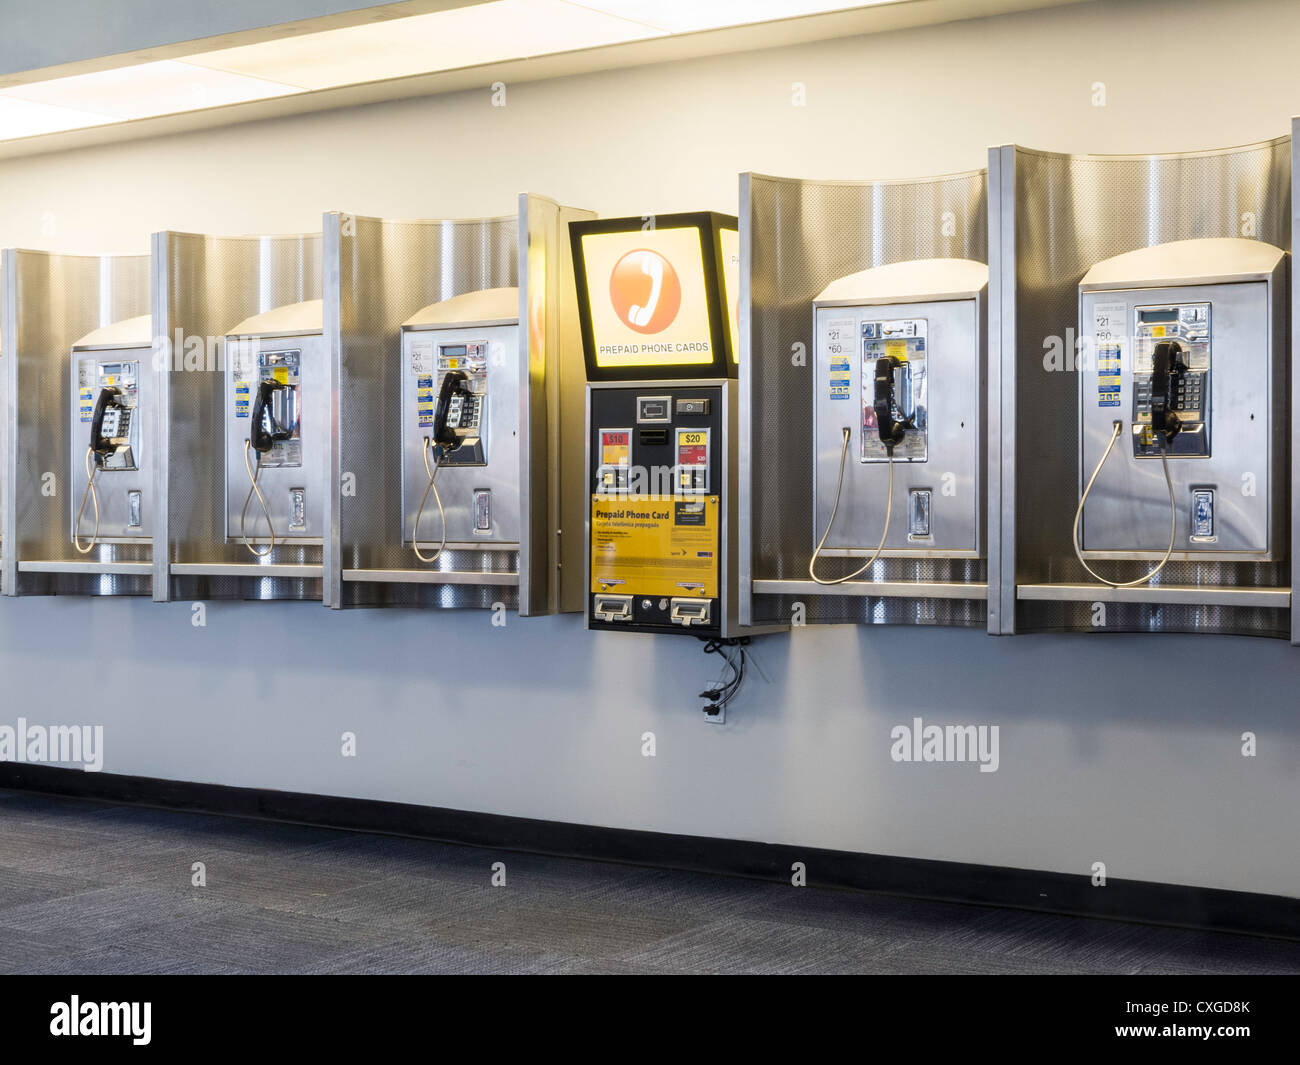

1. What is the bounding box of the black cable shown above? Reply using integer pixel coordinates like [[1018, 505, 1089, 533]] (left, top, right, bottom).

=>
[[698, 636, 750, 717]]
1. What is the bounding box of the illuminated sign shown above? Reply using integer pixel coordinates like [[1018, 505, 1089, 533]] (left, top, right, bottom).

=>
[[571, 212, 737, 380], [719, 226, 739, 365]]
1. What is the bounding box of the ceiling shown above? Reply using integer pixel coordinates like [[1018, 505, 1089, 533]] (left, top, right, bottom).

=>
[[0, 0, 1088, 159]]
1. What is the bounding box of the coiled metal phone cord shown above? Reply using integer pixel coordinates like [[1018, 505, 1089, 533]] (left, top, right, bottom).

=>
[[412, 436, 447, 564], [240, 438, 275, 558], [72, 447, 102, 555], [1072, 419, 1177, 588], [808, 426, 895, 585]]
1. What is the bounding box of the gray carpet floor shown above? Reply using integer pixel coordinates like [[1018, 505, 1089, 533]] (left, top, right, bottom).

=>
[[1, 788, 1298, 975]]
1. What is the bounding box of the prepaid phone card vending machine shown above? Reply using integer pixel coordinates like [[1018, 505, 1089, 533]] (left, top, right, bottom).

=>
[[810, 260, 987, 578], [68, 315, 155, 551], [1074, 238, 1287, 579], [400, 288, 520, 557], [223, 300, 329, 553], [587, 386, 727, 632], [572, 211, 775, 639]]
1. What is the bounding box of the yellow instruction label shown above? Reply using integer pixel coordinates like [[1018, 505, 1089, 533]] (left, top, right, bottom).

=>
[[591, 496, 718, 598]]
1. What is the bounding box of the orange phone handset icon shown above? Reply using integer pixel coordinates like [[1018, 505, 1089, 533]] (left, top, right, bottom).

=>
[[610, 249, 681, 334]]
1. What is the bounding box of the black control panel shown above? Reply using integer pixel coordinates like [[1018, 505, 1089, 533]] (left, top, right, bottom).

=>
[[588, 384, 724, 636]]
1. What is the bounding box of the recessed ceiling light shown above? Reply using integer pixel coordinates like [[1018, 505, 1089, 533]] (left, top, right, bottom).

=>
[[567, 0, 906, 34], [0, 0, 924, 144], [0, 60, 302, 121], [0, 96, 116, 139], [183, 0, 663, 92]]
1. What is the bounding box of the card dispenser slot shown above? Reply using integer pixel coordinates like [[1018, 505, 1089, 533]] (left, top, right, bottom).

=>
[[593, 594, 633, 622], [669, 597, 711, 627]]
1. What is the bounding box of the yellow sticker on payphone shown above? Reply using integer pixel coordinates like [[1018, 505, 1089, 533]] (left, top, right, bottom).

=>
[[590, 496, 719, 598], [273, 367, 290, 384], [885, 339, 908, 361]]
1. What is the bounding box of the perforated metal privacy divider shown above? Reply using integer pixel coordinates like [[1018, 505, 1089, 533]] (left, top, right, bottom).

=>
[[993, 139, 1289, 642], [326, 196, 594, 613], [740, 170, 989, 628], [326, 209, 515, 610], [154, 231, 322, 602], [991, 139, 1293, 638], [2, 249, 150, 596]]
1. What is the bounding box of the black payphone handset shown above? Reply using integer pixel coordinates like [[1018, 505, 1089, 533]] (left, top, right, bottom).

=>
[[239, 379, 295, 557], [250, 379, 294, 454], [1073, 339, 1182, 587], [873, 354, 915, 451], [433, 369, 477, 452], [809, 355, 909, 585], [412, 370, 475, 563], [90, 385, 128, 460], [1149, 339, 1186, 447], [74, 386, 129, 554]]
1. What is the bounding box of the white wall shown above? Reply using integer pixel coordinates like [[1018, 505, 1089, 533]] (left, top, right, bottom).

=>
[[2, 0, 1299, 897]]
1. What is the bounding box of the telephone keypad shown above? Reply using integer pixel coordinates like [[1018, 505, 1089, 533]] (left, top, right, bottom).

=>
[[447, 392, 477, 429]]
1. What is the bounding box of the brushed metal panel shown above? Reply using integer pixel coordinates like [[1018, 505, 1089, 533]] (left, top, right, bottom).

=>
[[536, 198, 598, 616], [743, 169, 988, 627], [68, 345, 156, 543], [1078, 281, 1282, 560], [400, 322, 521, 547], [812, 296, 983, 557], [1017, 582, 1289, 608], [158, 229, 323, 601], [223, 331, 329, 546], [328, 196, 592, 613], [755, 578, 988, 600], [989, 144, 1017, 634], [2, 248, 150, 596], [1003, 137, 1291, 635], [329, 211, 516, 609], [1291, 118, 1300, 644]]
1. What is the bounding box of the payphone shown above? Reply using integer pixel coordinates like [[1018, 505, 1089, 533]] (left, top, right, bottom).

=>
[[573, 212, 777, 641], [810, 259, 988, 581], [1074, 238, 1287, 584], [68, 315, 154, 551], [400, 288, 520, 561], [224, 300, 328, 554]]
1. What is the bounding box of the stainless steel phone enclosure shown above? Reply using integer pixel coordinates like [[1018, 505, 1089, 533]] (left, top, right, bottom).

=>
[[1078, 277, 1285, 560], [224, 331, 329, 544], [69, 343, 154, 543], [400, 322, 521, 547], [813, 296, 984, 558]]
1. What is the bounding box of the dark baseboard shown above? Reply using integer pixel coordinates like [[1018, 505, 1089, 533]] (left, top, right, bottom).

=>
[[2, 762, 1296, 942]]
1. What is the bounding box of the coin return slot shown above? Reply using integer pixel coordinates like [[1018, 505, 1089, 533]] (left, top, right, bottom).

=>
[[289, 488, 306, 530]]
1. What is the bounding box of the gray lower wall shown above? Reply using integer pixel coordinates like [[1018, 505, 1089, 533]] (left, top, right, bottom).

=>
[[1, 594, 1293, 898]]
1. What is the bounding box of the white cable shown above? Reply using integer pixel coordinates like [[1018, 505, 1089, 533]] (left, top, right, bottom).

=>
[[72, 446, 101, 555], [412, 437, 447, 564], [240, 439, 275, 558], [1072, 419, 1177, 588], [809, 427, 895, 585]]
